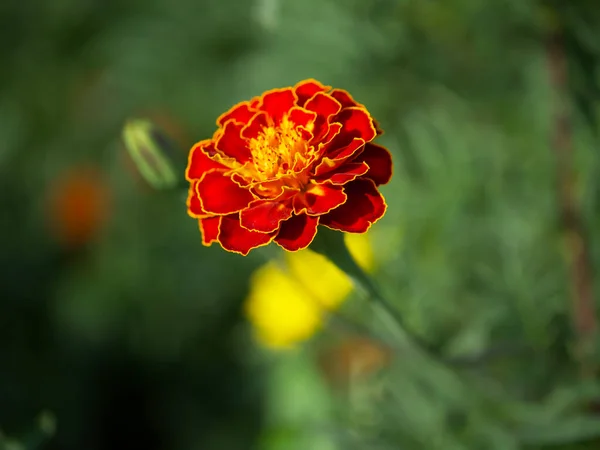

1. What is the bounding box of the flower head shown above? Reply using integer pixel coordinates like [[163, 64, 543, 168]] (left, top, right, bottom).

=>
[[186, 79, 392, 255]]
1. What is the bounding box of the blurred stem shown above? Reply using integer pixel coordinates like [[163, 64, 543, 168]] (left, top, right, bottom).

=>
[[309, 227, 436, 356], [545, 23, 598, 379], [309, 230, 534, 368]]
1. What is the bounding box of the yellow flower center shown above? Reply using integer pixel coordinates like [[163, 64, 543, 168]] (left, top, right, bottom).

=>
[[247, 116, 312, 183]]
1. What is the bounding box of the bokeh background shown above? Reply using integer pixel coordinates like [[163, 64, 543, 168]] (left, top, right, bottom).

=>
[[3, 0, 600, 449]]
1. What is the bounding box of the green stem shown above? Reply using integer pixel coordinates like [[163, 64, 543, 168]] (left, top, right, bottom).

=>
[[309, 227, 436, 356]]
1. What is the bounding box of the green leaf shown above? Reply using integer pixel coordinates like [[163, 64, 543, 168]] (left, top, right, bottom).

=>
[[518, 416, 600, 445]]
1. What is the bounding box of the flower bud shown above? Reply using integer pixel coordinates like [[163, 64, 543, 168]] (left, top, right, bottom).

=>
[[122, 119, 181, 190]]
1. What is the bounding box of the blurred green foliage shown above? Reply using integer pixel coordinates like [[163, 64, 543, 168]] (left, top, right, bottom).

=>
[[2, 0, 600, 449]]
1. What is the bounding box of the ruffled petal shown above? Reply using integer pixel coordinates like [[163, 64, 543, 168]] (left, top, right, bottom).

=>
[[329, 89, 362, 108], [305, 92, 342, 118], [321, 179, 387, 233], [217, 101, 257, 126], [240, 199, 294, 233], [199, 216, 221, 245], [330, 107, 377, 145], [259, 88, 297, 125], [320, 161, 369, 185], [329, 91, 384, 136], [316, 122, 342, 149], [354, 143, 393, 186], [218, 214, 275, 255], [294, 79, 331, 106], [293, 182, 347, 216], [275, 214, 319, 251], [250, 181, 285, 199], [186, 141, 227, 180], [314, 138, 366, 176], [215, 121, 252, 163], [372, 119, 384, 136], [305, 92, 342, 142], [241, 111, 269, 140], [288, 106, 317, 132], [187, 181, 208, 217], [197, 171, 255, 215]]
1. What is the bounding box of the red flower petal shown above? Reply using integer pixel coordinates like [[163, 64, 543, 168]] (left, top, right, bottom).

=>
[[197, 171, 255, 214], [331, 107, 377, 144], [199, 216, 221, 245], [330, 137, 366, 161], [241, 111, 269, 140], [240, 199, 293, 233], [251, 179, 300, 200], [217, 101, 257, 126], [293, 182, 347, 216], [275, 213, 319, 251], [318, 122, 342, 147], [259, 88, 297, 125], [321, 179, 387, 233], [295, 126, 313, 142], [215, 121, 252, 163], [314, 138, 365, 176], [305, 92, 342, 118], [288, 106, 317, 131], [218, 214, 275, 255], [354, 143, 393, 186], [321, 162, 369, 185], [187, 181, 208, 217], [305, 92, 342, 141], [231, 171, 251, 187], [330, 89, 362, 108], [373, 120, 384, 136], [295, 79, 331, 106], [329, 91, 383, 135], [186, 141, 227, 180]]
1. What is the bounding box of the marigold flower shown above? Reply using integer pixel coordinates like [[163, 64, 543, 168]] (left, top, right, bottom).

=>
[[186, 79, 392, 255]]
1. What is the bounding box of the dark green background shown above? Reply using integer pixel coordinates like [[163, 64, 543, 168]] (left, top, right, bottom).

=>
[[2, 0, 600, 449]]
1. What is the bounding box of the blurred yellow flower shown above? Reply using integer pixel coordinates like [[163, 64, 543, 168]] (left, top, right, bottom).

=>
[[245, 233, 375, 349]]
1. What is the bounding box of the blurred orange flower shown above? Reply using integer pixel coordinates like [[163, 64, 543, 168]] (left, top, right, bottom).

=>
[[47, 167, 110, 248], [318, 336, 392, 389], [186, 79, 392, 255]]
